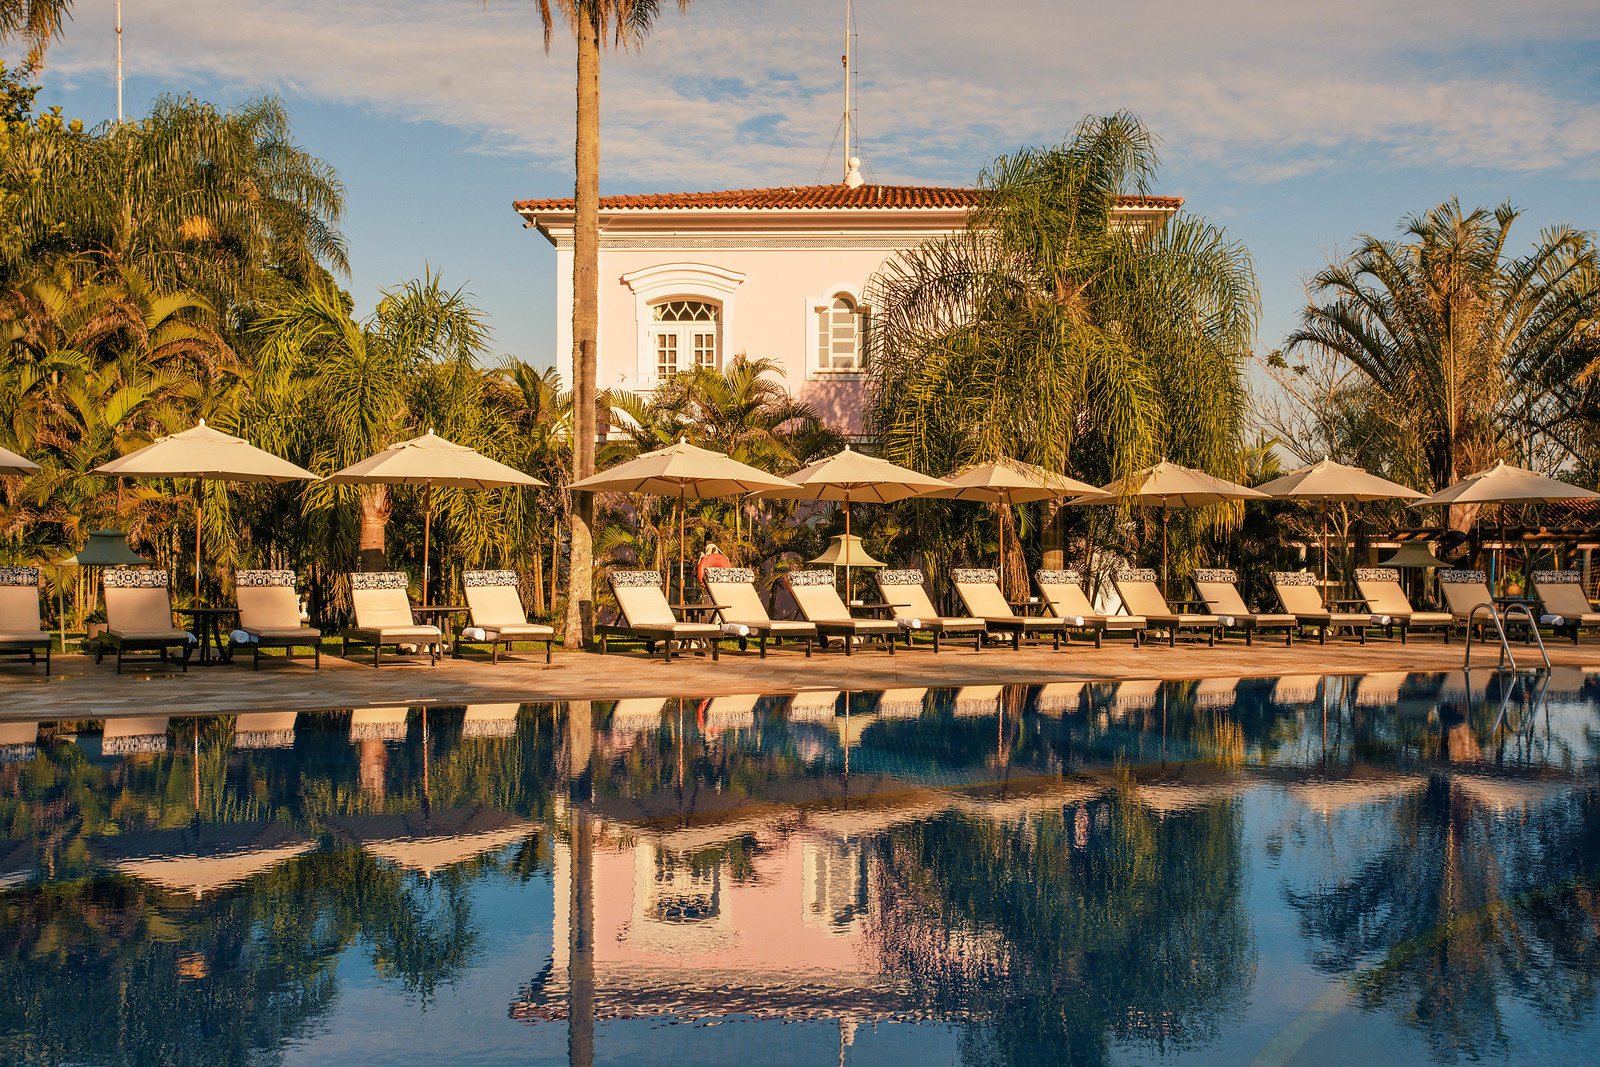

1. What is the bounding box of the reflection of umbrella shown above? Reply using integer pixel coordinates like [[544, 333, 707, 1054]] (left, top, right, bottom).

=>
[[1256, 458, 1423, 591], [94, 420, 318, 602], [810, 534, 886, 569], [328, 805, 533, 877], [92, 822, 312, 897], [325, 429, 544, 605], [0, 443, 41, 477], [1414, 460, 1600, 594], [1076, 460, 1267, 598], [928, 460, 1106, 586], [752, 446, 950, 598], [568, 439, 794, 599]]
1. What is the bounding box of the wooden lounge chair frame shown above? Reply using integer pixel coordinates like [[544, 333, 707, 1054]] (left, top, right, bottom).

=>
[[1530, 569, 1600, 644], [233, 570, 321, 669], [599, 570, 724, 661], [1191, 568, 1296, 646], [0, 566, 51, 675], [1110, 569, 1221, 647], [342, 571, 442, 666], [701, 566, 814, 657], [97, 568, 193, 674], [461, 569, 556, 663], [1033, 569, 1147, 647], [1352, 568, 1453, 643], [782, 570, 898, 656], [949, 568, 1065, 650], [875, 568, 988, 651], [1270, 572, 1369, 644]]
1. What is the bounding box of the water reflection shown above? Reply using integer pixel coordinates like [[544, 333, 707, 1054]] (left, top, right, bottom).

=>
[[0, 674, 1595, 1063]]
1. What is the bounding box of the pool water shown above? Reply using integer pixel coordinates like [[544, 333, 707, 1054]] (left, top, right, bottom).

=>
[[2, 671, 1598, 1065]]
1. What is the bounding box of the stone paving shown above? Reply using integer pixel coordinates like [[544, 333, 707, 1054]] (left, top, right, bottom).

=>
[[1, 631, 1593, 722]]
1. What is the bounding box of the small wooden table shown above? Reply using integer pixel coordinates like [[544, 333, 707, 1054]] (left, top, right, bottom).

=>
[[413, 604, 468, 654], [175, 605, 239, 666], [669, 603, 721, 622]]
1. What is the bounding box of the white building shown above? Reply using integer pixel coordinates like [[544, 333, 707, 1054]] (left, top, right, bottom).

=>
[[515, 178, 1182, 434]]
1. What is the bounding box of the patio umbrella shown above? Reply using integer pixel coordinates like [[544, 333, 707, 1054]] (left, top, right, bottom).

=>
[[927, 459, 1106, 590], [55, 531, 153, 651], [1414, 460, 1600, 593], [567, 439, 795, 598], [1254, 457, 1424, 591], [0, 444, 41, 477], [324, 429, 544, 606], [1379, 541, 1451, 569], [811, 533, 886, 568], [1075, 460, 1268, 598], [750, 445, 951, 599], [94, 420, 318, 602]]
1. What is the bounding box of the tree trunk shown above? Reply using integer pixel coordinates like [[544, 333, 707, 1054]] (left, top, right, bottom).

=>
[[1041, 500, 1065, 571], [531, 530, 546, 616], [562, 6, 600, 649], [357, 485, 391, 572]]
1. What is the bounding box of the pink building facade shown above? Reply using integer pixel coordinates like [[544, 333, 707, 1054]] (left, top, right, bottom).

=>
[[515, 184, 1183, 436]]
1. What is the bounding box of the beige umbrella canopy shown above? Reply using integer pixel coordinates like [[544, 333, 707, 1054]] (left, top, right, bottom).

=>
[[811, 533, 886, 568], [94, 420, 319, 602], [927, 459, 1107, 584], [1415, 460, 1600, 593], [750, 445, 951, 594], [1380, 541, 1451, 569], [91, 822, 314, 898], [1075, 460, 1268, 597], [324, 429, 545, 605], [1255, 457, 1424, 588], [0, 443, 41, 477], [568, 439, 796, 595]]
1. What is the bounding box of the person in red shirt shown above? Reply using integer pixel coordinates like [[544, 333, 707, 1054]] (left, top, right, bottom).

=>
[[696, 541, 732, 586]]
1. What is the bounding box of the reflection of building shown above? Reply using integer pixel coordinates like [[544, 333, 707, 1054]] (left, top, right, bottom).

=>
[[801, 839, 869, 935]]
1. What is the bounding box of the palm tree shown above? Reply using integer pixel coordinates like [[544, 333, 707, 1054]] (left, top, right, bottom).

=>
[[1286, 199, 1600, 530], [0, 0, 71, 59], [525, 0, 692, 648], [866, 112, 1258, 578]]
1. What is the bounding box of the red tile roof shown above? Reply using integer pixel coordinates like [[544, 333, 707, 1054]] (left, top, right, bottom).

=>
[[513, 185, 1183, 213]]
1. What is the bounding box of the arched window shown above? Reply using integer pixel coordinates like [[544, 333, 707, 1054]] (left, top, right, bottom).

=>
[[649, 299, 720, 379], [816, 294, 868, 372]]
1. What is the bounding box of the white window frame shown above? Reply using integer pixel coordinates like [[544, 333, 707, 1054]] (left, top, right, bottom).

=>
[[622, 263, 745, 389], [803, 284, 871, 381], [647, 300, 722, 379]]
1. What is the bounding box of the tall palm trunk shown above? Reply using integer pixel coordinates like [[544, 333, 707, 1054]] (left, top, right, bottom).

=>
[[357, 484, 390, 572], [562, 5, 600, 648]]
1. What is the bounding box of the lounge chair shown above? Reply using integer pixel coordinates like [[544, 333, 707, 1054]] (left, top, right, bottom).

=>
[[97, 569, 193, 674], [1033, 569, 1147, 647], [1190, 568, 1296, 646], [1438, 569, 1507, 639], [701, 566, 815, 657], [1109, 569, 1220, 646], [1269, 572, 1370, 644], [948, 568, 1066, 649], [460, 569, 557, 664], [875, 568, 988, 651], [1352, 568, 1453, 643], [232, 570, 321, 669], [599, 570, 725, 661], [343, 572, 442, 667], [0, 566, 51, 675], [1530, 569, 1600, 644], [782, 570, 898, 656]]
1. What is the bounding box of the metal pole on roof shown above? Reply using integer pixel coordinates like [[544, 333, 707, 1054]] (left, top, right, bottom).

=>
[[115, 0, 123, 124]]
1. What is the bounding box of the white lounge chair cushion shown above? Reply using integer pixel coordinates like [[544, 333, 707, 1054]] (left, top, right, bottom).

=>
[[354, 625, 440, 641]]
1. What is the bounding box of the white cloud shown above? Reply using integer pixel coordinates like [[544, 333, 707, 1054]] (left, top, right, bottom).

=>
[[36, 0, 1600, 191]]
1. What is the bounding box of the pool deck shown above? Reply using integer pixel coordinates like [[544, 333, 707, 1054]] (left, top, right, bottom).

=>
[[3, 631, 1594, 722]]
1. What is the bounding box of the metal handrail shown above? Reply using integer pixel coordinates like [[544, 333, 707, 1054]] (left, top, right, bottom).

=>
[[1462, 601, 1550, 671]]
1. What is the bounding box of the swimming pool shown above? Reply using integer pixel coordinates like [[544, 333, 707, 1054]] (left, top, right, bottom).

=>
[[1, 670, 1597, 1065]]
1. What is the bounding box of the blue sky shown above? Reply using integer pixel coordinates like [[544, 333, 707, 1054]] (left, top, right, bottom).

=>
[[21, 0, 1600, 377]]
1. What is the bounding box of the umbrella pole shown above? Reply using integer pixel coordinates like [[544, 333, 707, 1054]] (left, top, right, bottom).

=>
[[998, 494, 1007, 597], [194, 487, 203, 606], [1161, 508, 1170, 600], [423, 484, 433, 607], [678, 487, 686, 602]]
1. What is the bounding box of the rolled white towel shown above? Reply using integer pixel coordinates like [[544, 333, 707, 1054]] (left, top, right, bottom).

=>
[[229, 629, 255, 645], [1541, 614, 1566, 627], [1372, 614, 1392, 626], [720, 622, 751, 637], [1063, 615, 1085, 627], [461, 626, 488, 642], [896, 616, 923, 629], [1217, 615, 1236, 628]]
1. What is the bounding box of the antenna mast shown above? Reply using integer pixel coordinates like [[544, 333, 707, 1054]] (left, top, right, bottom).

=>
[[115, 0, 123, 123], [842, 0, 861, 187]]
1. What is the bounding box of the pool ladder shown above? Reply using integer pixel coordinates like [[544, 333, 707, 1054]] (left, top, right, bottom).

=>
[[1462, 601, 1550, 671]]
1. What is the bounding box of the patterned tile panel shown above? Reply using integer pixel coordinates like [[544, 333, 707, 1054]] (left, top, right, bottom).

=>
[[609, 570, 663, 587], [877, 569, 926, 585], [703, 567, 755, 584], [349, 571, 409, 591], [1272, 572, 1317, 586], [951, 568, 998, 585], [1114, 569, 1158, 584], [1354, 568, 1400, 583], [1035, 569, 1083, 586], [0, 566, 39, 587], [785, 570, 838, 587], [1440, 569, 1488, 584], [103, 569, 167, 588], [1192, 568, 1238, 584], [235, 570, 295, 588], [1532, 570, 1583, 584], [463, 570, 518, 588]]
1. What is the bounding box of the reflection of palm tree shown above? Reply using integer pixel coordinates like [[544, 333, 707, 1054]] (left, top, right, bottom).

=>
[[1285, 777, 1600, 1060], [869, 780, 1255, 1062]]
